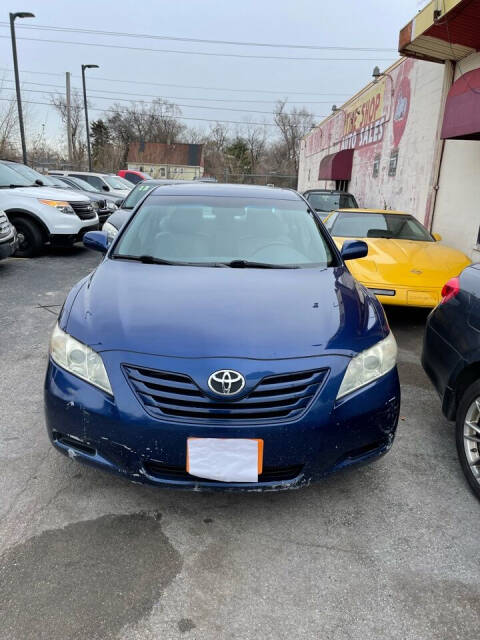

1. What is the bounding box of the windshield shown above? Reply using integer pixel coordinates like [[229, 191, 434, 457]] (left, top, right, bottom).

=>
[[64, 176, 98, 192], [0, 164, 31, 187], [113, 195, 335, 268], [307, 192, 357, 212], [48, 176, 70, 188], [122, 183, 158, 209], [330, 212, 434, 242], [105, 175, 132, 190], [4, 163, 57, 187]]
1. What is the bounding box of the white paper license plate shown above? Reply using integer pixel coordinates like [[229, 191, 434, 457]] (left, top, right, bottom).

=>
[[187, 438, 263, 483]]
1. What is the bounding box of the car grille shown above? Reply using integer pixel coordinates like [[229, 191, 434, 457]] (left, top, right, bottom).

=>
[[123, 366, 328, 422], [143, 460, 304, 483], [0, 212, 11, 238], [68, 200, 96, 220]]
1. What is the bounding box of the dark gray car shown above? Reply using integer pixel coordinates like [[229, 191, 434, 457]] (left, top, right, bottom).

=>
[[102, 180, 191, 240], [54, 176, 120, 224], [303, 189, 358, 220]]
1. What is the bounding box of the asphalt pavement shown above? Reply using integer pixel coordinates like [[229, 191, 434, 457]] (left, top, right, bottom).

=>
[[0, 247, 478, 640]]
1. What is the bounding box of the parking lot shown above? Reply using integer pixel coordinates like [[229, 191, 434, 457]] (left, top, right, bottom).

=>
[[0, 247, 479, 640]]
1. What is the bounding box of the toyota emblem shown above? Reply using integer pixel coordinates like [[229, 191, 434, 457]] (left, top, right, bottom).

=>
[[208, 370, 245, 396]]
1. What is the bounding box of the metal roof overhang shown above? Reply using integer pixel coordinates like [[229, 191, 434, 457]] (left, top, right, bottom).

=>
[[441, 68, 480, 139], [318, 149, 354, 181], [399, 0, 480, 63]]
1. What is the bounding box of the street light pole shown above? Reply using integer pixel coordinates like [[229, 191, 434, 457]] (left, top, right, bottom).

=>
[[9, 11, 35, 165], [81, 64, 99, 171]]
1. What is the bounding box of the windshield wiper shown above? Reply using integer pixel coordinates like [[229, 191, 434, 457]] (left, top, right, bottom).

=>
[[113, 254, 224, 267], [0, 184, 29, 189], [114, 254, 179, 265], [221, 259, 299, 269]]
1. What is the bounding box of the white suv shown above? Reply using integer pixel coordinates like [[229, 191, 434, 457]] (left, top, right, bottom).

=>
[[0, 163, 98, 257]]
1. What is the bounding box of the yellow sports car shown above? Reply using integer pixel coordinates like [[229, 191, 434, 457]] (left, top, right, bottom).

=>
[[323, 209, 471, 307]]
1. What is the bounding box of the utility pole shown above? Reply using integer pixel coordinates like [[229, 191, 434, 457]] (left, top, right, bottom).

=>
[[9, 11, 35, 165], [66, 72, 73, 165], [81, 63, 98, 172]]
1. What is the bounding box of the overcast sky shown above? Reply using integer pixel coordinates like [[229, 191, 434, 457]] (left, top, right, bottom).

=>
[[0, 1, 418, 148]]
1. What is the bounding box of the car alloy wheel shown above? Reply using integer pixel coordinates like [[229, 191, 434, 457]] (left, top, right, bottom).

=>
[[463, 399, 480, 483], [456, 383, 480, 501]]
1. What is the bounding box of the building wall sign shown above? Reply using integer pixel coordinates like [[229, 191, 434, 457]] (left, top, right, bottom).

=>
[[340, 83, 386, 151], [393, 75, 411, 147], [305, 127, 325, 157]]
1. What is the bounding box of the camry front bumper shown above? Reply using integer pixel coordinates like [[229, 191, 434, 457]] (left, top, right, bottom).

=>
[[44, 351, 400, 491]]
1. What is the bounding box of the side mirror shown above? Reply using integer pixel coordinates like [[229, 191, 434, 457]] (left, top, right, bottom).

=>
[[83, 230, 109, 253], [35, 178, 44, 186], [433, 232, 442, 242], [341, 239, 368, 261], [102, 185, 110, 192]]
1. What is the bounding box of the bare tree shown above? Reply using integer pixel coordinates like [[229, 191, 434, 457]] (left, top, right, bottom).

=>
[[202, 122, 231, 178], [0, 95, 18, 159], [242, 122, 267, 175], [51, 90, 85, 165], [0, 76, 20, 158], [273, 100, 314, 174], [106, 98, 186, 165]]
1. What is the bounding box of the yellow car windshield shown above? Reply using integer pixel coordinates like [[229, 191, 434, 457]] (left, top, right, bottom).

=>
[[329, 212, 434, 242]]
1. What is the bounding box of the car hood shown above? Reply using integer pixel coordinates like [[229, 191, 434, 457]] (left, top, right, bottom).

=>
[[334, 237, 471, 287], [5, 185, 89, 201], [63, 259, 386, 359], [108, 189, 131, 198], [106, 209, 132, 229]]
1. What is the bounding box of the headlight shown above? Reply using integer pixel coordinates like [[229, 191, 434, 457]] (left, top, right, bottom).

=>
[[336, 332, 397, 399], [91, 200, 99, 210], [102, 221, 118, 242], [106, 201, 117, 210], [38, 199, 74, 214], [38, 198, 75, 213], [50, 323, 113, 395]]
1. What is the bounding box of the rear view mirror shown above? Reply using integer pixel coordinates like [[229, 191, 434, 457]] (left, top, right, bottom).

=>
[[341, 240, 368, 261], [83, 230, 109, 253]]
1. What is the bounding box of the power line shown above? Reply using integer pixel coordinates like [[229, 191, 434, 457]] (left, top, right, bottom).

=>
[[0, 66, 351, 97], [0, 82, 328, 118], [0, 80, 329, 118], [0, 22, 398, 52], [0, 95, 300, 128], [0, 78, 342, 105], [0, 34, 396, 62]]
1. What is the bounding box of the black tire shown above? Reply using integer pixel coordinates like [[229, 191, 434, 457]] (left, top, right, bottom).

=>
[[11, 217, 43, 258], [455, 379, 480, 501]]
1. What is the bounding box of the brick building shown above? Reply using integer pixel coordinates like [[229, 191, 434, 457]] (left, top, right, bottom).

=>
[[127, 142, 204, 180]]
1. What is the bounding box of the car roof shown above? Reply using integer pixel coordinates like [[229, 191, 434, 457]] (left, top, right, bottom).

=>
[[63, 171, 115, 177], [335, 208, 408, 215], [304, 189, 354, 195], [147, 183, 300, 200]]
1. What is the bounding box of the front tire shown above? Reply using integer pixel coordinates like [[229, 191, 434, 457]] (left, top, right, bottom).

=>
[[11, 217, 43, 258], [455, 380, 480, 501]]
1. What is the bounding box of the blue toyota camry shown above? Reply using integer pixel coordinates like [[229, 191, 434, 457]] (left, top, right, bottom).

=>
[[44, 183, 400, 491]]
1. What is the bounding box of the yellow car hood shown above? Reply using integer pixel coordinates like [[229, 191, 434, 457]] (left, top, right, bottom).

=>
[[334, 237, 471, 287]]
